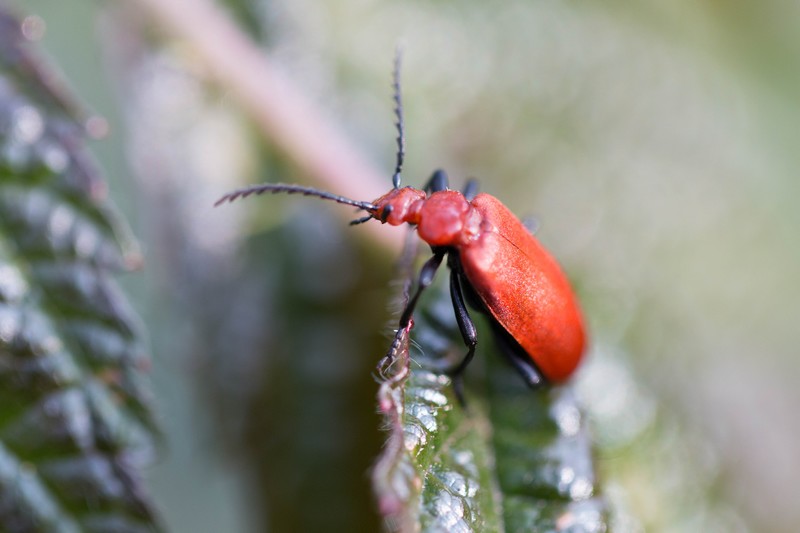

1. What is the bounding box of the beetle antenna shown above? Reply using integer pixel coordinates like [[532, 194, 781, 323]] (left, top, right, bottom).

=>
[[391, 47, 405, 190], [214, 183, 377, 212]]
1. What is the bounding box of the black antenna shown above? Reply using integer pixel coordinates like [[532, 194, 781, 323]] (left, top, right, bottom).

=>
[[214, 183, 377, 211], [391, 47, 405, 189]]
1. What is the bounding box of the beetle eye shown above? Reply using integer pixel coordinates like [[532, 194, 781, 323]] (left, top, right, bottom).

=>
[[380, 205, 393, 223]]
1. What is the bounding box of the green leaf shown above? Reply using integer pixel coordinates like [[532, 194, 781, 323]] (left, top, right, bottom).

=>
[[374, 252, 608, 533], [0, 10, 161, 532]]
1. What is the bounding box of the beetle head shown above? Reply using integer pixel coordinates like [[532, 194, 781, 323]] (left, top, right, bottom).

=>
[[369, 187, 426, 226]]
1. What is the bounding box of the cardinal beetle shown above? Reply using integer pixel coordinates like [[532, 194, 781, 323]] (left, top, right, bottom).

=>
[[215, 54, 586, 392]]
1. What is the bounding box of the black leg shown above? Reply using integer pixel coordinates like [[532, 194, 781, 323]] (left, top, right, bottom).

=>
[[446, 269, 478, 378], [398, 250, 446, 328], [379, 250, 446, 375], [462, 179, 479, 201], [424, 169, 449, 193], [490, 323, 545, 387], [452, 374, 467, 407], [521, 215, 540, 235]]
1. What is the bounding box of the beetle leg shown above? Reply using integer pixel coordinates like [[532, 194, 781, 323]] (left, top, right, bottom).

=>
[[489, 323, 545, 387], [398, 250, 446, 328], [451, 375, 467, 407], [446, 268, 478, 379], [504, 351, 545, 387], [424, 169, 449, 193], [445, 268, 480, 406], [461, 179, 479, 201], [379, 250, 447, 376], [521, 215, 540, 235]]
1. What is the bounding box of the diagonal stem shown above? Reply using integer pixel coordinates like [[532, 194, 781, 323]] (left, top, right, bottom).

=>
[[130, 0, 403, 249]]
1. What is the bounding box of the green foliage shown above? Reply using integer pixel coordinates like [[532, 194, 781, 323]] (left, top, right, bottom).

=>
[[374, 262, 608, 532], [0, 11, 160, 532]]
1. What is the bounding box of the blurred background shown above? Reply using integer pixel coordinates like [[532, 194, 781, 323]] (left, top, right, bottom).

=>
[[11, 0, 800, 531]]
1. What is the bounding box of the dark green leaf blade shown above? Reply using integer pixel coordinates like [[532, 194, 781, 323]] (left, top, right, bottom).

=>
[[374, 254, 608, 533], [487, 356, 607, 532], [0, 9, 160, 532]]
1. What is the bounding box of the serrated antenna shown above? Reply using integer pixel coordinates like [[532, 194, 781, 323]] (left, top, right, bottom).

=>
[[214, 183, 377, 211], [391, 48, 405, 189]]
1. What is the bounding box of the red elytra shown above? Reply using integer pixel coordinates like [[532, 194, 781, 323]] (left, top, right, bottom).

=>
[[369, 183, 586, 383]]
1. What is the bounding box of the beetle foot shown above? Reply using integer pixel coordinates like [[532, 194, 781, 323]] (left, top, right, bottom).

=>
[[451, 374, 468, 407]]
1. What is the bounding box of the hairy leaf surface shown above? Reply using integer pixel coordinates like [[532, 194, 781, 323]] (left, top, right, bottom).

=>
[[0, 10, 160, 532], [374, 248, 607, 533]]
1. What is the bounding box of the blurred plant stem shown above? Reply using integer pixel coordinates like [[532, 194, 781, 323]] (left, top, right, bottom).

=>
[[129, 0, 403, 250]]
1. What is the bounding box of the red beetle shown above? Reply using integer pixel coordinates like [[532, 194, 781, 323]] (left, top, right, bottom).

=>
[[215, 59, 586, 391]]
